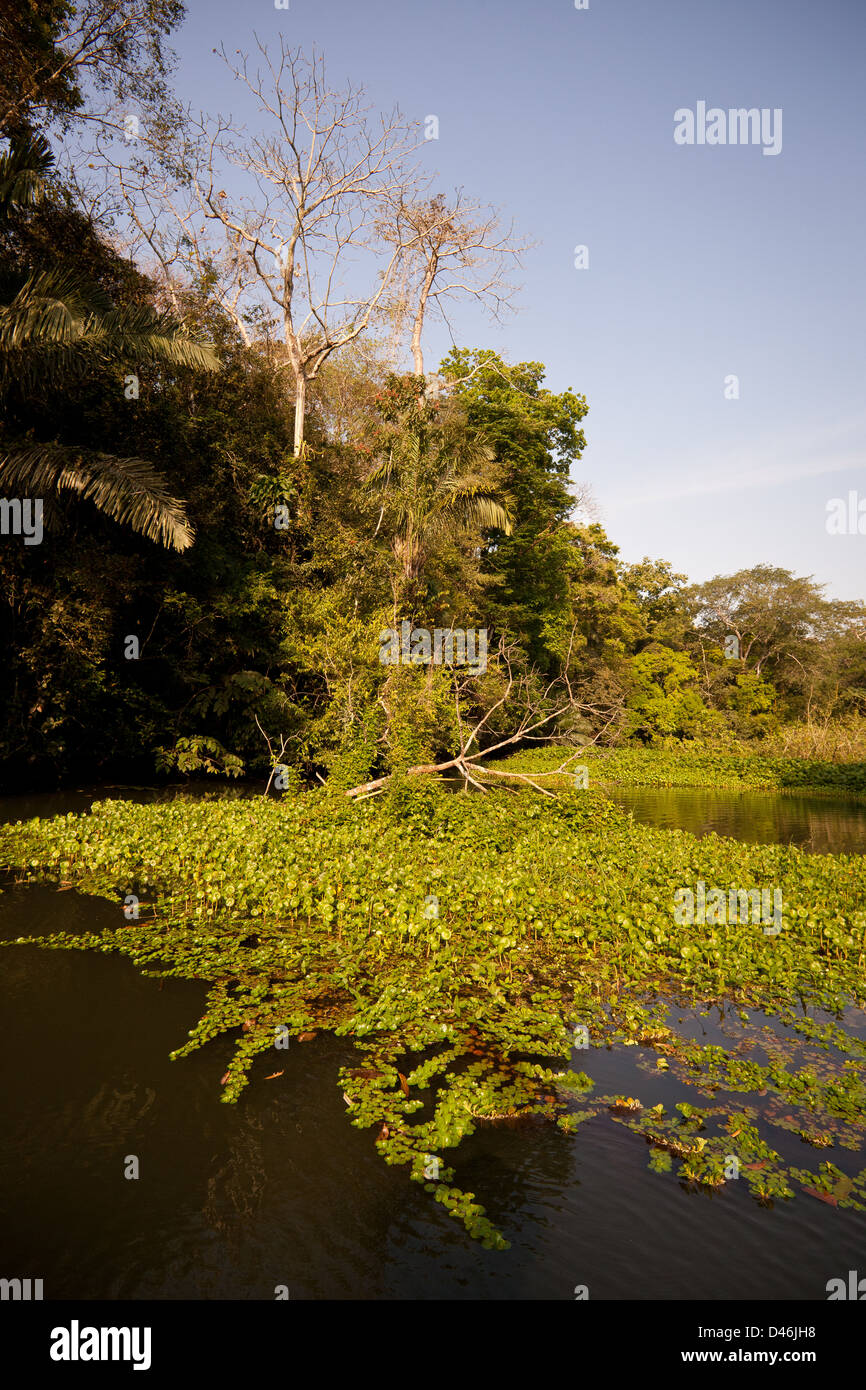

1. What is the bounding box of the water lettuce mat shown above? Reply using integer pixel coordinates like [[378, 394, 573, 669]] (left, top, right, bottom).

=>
[[489, 744, 866, 795], [2, 785, 866, 1249]]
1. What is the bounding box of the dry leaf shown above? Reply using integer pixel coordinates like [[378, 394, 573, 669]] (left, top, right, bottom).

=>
[[802, 1186, 838, 1206]]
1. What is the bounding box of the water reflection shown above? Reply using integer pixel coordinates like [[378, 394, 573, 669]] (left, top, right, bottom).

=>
[[605, 787, 866, 854], [3, 781, 864, 857]]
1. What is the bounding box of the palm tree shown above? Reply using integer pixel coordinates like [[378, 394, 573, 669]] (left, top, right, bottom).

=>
[[0, 134, 219, 551], [363, 383, 513, 605]]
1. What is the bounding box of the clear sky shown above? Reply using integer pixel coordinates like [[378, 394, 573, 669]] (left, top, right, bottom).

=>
[[166, 0, 865, 601]]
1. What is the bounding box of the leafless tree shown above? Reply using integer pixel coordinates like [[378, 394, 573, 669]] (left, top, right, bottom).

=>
[[378, 188, 529, 379], [103, 39, 423, 456]]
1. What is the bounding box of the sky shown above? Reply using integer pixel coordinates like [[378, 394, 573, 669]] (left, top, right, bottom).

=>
[[165, 0, 865, 600]]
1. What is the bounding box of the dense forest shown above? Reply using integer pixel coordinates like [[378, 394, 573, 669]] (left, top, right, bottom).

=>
[[2, 0, 864, 794]]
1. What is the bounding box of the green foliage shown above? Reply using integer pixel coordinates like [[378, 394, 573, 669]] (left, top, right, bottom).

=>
[[0, 0, 186, 141], [0, 133, 218, 551], [722, 669, 777, 737], [361, 371, 513, 612], [0, 130, 52, 209], [621, 557, 691, 648], [495, 745, 866, 796], [688, 565, 866, 719], [381, 663, 460, 772], [154, 735, 245, 778], [625, 646, 714, 741], [441, 348, 589, 670]]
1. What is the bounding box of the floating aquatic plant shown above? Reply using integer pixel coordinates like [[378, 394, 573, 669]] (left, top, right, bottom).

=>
[[1, 764, 865, 1246]]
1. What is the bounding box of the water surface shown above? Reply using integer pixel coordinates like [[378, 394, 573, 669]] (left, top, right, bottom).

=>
[[1, 783, 864, 1299], [1, 880, 865, 1300], [605, 786, 866, 855]]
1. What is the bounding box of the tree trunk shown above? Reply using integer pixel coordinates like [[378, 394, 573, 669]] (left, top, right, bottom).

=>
[[410, 313, 424, 376], [410, 259, 437, 377], [293, 372, 307, 456]]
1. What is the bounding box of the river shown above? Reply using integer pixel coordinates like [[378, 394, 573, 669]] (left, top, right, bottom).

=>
[[1, 783, 864, 1299]]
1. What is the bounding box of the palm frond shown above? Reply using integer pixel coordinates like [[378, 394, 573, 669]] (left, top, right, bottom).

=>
[[362, 453, 396, 489], [361, 409, 512, 582], [0, 134, 54, 215], [0, 268, 219, 390], [438, 480, 514, 534], [92, 304, 220, 371], [0, 444, 195, 551], [0, 267, 102, 351]]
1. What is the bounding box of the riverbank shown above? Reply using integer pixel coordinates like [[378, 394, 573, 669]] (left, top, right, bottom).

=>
[[485, 744, 866, 796]]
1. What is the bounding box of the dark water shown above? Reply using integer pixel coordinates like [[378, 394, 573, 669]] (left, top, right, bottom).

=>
[[0, 781, 264, 826], [606, 786, 866, 855], [1, 786, 865, 1299]]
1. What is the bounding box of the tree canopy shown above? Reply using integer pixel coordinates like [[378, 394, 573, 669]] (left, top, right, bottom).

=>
[[1, 21, 863, 789]]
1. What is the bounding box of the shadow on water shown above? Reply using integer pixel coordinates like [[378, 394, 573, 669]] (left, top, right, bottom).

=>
[[2, 879, 866, 1299], [0, 782, 266, 827]]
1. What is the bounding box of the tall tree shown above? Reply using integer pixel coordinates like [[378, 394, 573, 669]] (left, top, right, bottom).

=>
[[362, 374, 512, 614], [110, 40, 421, 456], [378, 189, 526, 377], [620, 556, 691, 650], [441, 348, 589, 669], [689, 565, 864, 688]]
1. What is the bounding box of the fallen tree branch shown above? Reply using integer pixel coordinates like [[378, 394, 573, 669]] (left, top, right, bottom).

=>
[[343, 632, 625, 799]]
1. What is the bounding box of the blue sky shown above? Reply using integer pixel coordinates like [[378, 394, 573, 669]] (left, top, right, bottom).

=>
[[168, 0, 865, 600]]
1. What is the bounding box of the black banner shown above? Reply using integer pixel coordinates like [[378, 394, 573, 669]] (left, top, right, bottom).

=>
[[1, 1298, 858, 1376]]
